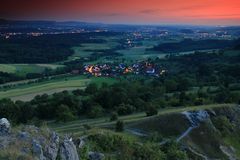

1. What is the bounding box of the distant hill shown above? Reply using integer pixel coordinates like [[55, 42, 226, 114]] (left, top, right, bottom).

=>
[[0, 19, 56, 25], [0, 18, 103, 27]]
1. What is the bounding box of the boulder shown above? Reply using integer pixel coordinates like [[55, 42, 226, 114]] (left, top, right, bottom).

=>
[[0, 118, 11, 135], [88, 151, 105, 160], [60, 137, 79, 160]]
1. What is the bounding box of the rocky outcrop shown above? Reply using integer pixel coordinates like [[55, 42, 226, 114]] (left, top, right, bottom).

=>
[[0, 118, 81, 160], [0, 118, 11, 135], [32, 139, 46, 160], [177, 110, 210, 142], [182, 110, 209, 128], [60, 137, 79, 160], [45, 132, 59, 160]]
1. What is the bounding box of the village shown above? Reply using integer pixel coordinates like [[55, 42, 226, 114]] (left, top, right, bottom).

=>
[[81, 61, 167, 77]]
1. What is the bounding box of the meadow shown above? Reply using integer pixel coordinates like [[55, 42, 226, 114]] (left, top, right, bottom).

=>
[[0, 75, 116, 101], [67, 37, 120, 61]]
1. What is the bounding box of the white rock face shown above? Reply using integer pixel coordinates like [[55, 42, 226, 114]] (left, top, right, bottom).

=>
[[0, 118, 11, 135], [177, 110, 210, 142], [182, 110, 209, 128]]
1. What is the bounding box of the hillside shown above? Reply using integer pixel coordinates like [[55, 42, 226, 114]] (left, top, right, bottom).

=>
[[1, 104, 240, 159]]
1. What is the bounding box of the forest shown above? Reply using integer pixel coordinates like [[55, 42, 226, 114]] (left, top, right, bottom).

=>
[[0, 32, 120, 63], [150, 38, 239, 53]]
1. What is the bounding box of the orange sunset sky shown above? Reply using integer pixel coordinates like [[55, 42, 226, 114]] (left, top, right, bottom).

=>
[[0, 0, 240, 25]]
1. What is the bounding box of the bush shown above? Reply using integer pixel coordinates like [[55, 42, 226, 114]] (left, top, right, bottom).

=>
[[115, 120, 124, 132], [110, 112, 118, 121], [145, 104, 158, 117], [117, 103, 135, 115], [132, 143, 166, 160]]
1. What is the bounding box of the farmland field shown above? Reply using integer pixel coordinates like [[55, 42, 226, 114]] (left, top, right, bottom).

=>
[[0, 76, 116, 101], [0, 64, 64, 76], [68, 40, 120, 61]]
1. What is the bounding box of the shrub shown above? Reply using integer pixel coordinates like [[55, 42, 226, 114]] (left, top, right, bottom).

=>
[[110, 112, 118, 121], [145, 104, 158, 117], [117, 103, 135, 115], [115, 120, 124, 132]]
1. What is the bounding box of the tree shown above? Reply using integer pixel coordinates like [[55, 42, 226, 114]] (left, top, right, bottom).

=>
[[88, 104, 103, 118], [85, 83, 98, 95], [115, 120, 124, 132], [178, 78, 191, 91], [165, 80, 178, 92], [0, 98, 20, 123], [145, 103, 158, 117], [56, 104, 76, 122], [117, 103, 135, 115]]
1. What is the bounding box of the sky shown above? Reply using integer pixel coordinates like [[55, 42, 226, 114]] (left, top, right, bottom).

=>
[[1, 0, 240, 25]]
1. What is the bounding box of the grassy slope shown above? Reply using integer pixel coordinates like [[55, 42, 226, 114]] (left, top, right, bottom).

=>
[[49, 104, 235, 135]]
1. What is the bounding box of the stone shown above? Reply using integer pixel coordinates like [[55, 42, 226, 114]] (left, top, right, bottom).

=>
[[32, 139, 46, 160], [60, 137, 79, 160], [74, 136, 87, 149], [18, 131, 30, 141], [0, 118, 11, 135], [88, 151, 105, 160], [45, 132, 59, 160]]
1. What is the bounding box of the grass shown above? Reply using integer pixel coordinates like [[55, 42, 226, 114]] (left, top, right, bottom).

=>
[[186, 122, 227, 159], [68, 41, 120, 61], [0, 64, 16, 73], [0, 78, 89, 101], [49, 103, 235, 135], [0, 75, 117, 101], [224, 135, 240, 157]]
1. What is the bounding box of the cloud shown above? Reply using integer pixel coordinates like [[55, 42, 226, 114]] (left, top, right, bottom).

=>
[[139, 4, 210, 15], [186, 14, 240, 18]]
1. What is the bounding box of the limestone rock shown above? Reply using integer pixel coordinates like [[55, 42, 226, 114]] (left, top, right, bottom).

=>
[[45, 132, 60, 160], [32, 139, 46, 160], [0, 118, 11, 135], [60, 137, 79, 160]]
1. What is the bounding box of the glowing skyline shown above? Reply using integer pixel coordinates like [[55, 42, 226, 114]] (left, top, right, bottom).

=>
[[1, 0, 240, 25]]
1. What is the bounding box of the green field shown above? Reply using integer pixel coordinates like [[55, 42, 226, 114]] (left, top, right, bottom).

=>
[[0, 64, 64, 76], [0, 76, 116, 101], [68, 40, 120, 61], [49, 103, 235, 135]]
